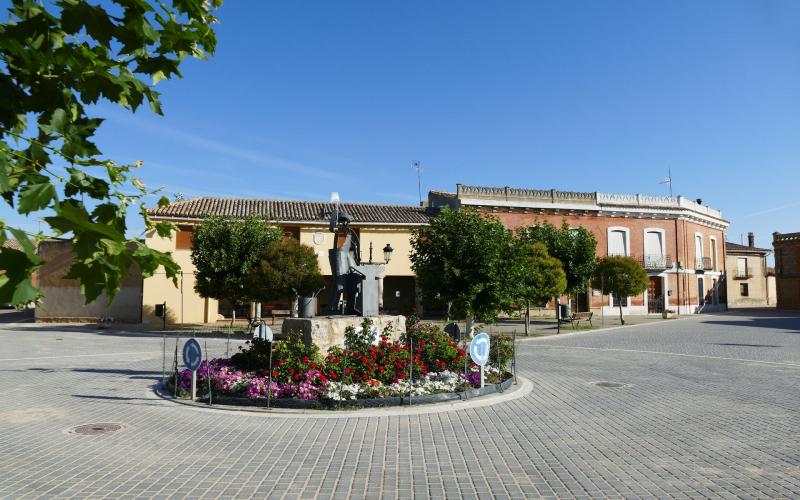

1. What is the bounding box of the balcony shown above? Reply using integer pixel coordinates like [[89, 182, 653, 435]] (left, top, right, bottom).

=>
[[641, 254, 671, 270], [733, 270, 752, 279], [695, 257, 713, 271]]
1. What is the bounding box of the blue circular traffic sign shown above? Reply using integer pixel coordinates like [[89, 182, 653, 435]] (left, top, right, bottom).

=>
[[183, 338, 202, 371], [469, 332, 491, 366]]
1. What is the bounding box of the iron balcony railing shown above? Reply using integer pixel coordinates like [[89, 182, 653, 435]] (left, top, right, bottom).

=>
[[733, 270, 752, 279], [695, 257, 713, 271], [641, 254, 672, 270]]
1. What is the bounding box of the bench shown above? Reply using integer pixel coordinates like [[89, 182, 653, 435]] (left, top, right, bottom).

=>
[[568, 311, 593, 329], [268, 309, 291, 325]]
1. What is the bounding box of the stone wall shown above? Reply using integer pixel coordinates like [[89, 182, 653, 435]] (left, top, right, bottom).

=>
[[282, 315, 406, 353]]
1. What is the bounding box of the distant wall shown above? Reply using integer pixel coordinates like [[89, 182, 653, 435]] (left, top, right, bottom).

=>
[[35, 240, 142, 323]]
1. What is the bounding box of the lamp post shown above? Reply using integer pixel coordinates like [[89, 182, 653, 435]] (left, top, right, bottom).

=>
[[383, 243, 394, 264]]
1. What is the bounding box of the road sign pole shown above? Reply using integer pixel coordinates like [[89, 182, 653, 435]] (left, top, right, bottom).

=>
[[480, 365, 484, 388], [191, 370, 197, 400]]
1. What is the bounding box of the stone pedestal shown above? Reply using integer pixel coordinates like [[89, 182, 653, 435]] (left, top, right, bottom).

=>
[[282, 315, 406, 353]]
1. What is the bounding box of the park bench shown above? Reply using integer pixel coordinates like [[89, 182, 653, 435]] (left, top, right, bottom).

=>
[[568, 311, 593, 329], [268, 309, 292, 325]]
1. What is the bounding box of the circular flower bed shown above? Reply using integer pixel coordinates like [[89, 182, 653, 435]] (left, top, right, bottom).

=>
[[167, 320, 513, 408]]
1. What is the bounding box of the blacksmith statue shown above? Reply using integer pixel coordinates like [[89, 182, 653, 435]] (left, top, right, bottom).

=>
[[327, 195, 363, 314]]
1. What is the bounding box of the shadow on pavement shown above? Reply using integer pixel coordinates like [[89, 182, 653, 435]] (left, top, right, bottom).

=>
[[71, 368, 162, 376], [0, 308, 34, 323], [701, 309, 800, 333]]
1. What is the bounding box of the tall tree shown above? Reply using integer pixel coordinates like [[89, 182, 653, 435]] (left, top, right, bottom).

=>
[[247, 238, 325, 316], [510, 241, 567, 335], [591, 256, 649, 325], [410, 207, 515, 334], [519, 221, 597, 295], [0, 0, 222, 306], [191, 216, 280, 322]]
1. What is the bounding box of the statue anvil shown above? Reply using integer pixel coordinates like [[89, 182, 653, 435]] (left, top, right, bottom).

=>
[[326, 200, 384, 316]]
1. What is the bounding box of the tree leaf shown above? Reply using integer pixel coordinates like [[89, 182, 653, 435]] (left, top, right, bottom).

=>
[[18, 182, 57, 214]]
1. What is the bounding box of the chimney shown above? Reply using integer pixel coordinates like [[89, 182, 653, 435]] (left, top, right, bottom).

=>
[[748, 232, 755, 248]]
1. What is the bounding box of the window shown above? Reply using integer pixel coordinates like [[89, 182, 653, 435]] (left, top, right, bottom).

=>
[[740, 283, 749, 296], [709, 238, 718, 270], [612, 294, 628, 307], [175, 227, 192, 250], [737, 258, 748, 277], [644, 231, 664, 257], [695, 234, 703, 260], [608, 228, 628, 256]]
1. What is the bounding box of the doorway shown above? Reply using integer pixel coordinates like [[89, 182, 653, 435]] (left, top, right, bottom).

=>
[[647, 276, 664, 314], [697, 277, 705, 306]]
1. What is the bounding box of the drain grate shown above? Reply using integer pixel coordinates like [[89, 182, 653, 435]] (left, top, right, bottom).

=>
[[593, 381, 626, 388], [68, 423, 126, 435]]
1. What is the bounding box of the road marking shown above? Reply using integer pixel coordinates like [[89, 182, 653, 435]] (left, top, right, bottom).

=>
[[530, 344, 800, 368], [0, 351, 159, 362]]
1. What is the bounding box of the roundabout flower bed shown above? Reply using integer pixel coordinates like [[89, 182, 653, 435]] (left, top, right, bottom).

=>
[[166, 320, 513, 408]]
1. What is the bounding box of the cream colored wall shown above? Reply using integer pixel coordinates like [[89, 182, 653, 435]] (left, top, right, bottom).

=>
[[141, 228, 217, 325], [299, 226, 417, 276], [725, 253, 769, 307], [142, 223, 416, 324]]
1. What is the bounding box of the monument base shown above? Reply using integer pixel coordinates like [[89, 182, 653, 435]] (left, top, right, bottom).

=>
[[282, 315, 406, 353]]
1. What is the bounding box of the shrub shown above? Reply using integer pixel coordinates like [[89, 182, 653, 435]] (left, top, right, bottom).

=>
[[403, 322, 466, 373], [488, 334, 514, 371], [230, 332, 322, 383]]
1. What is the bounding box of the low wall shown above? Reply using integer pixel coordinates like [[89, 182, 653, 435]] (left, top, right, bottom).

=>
[[282, 315, 406, 353]]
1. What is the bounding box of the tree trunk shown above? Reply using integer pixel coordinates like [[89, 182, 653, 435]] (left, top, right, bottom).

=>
[[466, 314, 475, 338], [618, 303, 625, 325], [525, 299, 530, 336], [231, 306, 235, 328], [555, 297, 560, 334]]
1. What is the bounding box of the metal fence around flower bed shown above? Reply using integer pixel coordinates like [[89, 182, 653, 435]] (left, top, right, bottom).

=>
[[159, 322, 518, 410]]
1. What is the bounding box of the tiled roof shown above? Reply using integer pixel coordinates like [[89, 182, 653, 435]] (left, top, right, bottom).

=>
[[725, 241, 770, 254], [2, 238, 23, 251], [147, 197, 433, 225]]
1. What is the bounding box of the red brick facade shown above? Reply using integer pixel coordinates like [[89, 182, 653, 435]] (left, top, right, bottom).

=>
[[773, 232, 800, 310], [431, 185, 729, 315]]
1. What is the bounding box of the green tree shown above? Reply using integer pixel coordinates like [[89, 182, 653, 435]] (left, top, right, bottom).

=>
[[0, 0, 222, 306], [191, 216, 280, 322], [410, 207, 515, 334], [519, 221, 597, 295], [591, 256, 649, 325], [511, 241, 567, 335], [247, 238, 325, 315]]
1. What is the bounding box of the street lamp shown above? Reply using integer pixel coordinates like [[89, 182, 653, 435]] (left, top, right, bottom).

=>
[[383, 243, 394, 264]]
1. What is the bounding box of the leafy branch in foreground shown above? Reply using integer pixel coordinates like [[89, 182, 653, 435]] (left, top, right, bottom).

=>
[[0, 0, 223, 305]]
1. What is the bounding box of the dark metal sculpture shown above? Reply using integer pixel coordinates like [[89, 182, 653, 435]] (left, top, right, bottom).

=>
[[326, 195, 389, 316], [327, 198, 363, 314]]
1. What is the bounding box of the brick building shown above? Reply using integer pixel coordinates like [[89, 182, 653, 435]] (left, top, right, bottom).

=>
[[430, 184, 729, 315], [773, 232, 800, 310]]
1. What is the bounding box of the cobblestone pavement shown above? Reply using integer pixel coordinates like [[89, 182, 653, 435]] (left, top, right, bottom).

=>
[[1, 310, 799, 499]]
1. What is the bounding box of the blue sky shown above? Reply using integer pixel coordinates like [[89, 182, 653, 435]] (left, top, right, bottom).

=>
[[6, 1, 800, 250]]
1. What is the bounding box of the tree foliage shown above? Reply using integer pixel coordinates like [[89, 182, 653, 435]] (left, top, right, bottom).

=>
[[410, 207, 516, 324], [511, 241, 567, 307], [0, 0, 222, 306], [191, 216, 280, 307], [519, 221, 597, 295], [591, 255, 649, 325], [247, 238, 325, 304]]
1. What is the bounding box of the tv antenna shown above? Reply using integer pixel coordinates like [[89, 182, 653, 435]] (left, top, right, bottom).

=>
[[412, 161, 422, 206], [658, 167, 673, 198]]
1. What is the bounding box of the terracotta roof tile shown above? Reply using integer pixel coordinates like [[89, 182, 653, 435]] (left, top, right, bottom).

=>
[[725, 241, 770, 254], [147, 197, 433, 225]]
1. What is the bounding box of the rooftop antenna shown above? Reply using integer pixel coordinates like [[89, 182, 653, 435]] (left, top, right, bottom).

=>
[[658, 167, 673, 198], [412, 161, 422, 206]]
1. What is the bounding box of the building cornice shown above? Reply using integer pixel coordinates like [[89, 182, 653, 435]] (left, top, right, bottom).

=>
[[456, 184, 729, 230]]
